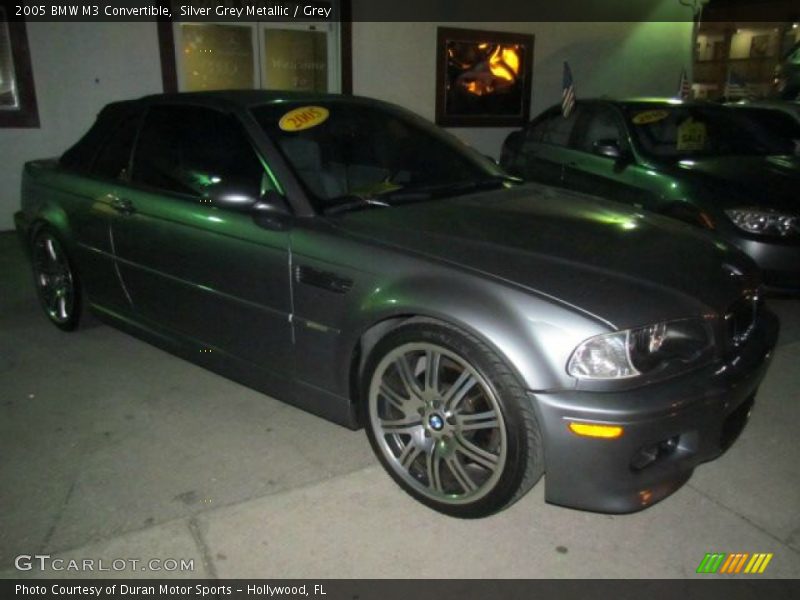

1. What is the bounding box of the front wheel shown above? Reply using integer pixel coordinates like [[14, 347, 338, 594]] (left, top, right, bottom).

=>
[[363, 321, 544, 518], [30, 228, 83, 331]]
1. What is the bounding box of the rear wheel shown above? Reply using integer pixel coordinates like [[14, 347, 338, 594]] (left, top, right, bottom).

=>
[[364, 321, 544, 518], [30, 229, 82, 331]]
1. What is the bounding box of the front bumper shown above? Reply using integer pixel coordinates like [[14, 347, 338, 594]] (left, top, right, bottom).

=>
[[729, 236, 800, 294], [531, 308, 779, 513]]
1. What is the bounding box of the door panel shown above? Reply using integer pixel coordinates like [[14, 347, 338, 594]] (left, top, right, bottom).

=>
[[66, 111, 144, 311], [111, 189, 292, 376], [563, 105, 661, 209], [518, 141, 566, 186], [60, 177, 130, 311], [516, 108, 582, 187], [563, 154, 653, 206], [110, 103, 293, 380]]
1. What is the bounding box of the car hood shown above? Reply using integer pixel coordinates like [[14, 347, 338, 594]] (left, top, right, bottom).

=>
[[333, 184, 759, 328], [673, 155, 800, 211]]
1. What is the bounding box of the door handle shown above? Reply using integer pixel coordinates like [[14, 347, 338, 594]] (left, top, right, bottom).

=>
[[110, 197, 135, 215]]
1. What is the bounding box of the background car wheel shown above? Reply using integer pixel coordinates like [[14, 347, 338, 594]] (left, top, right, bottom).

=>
[[30, 228, 83, 331], [363, 321, 544, 518]]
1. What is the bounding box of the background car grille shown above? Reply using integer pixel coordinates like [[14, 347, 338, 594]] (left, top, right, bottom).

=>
[[725, 294, 760, 348]]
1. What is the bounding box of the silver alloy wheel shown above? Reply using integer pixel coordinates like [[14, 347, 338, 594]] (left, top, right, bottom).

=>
[[32, 233, 75, 325], [369, 342, 508, 504]]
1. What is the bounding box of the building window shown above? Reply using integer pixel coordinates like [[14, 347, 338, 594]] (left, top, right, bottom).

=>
[[171, 22, 340, 94], [0, 6, 39, 128], [157, 0, 352, 95]]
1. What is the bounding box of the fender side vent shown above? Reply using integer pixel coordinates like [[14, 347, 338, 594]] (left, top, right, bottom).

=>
[[295, 265, 353, 294]]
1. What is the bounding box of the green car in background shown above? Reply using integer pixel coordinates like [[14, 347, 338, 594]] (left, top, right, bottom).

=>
[[774, 39, 800, 100], [500, 99, 800, 293]]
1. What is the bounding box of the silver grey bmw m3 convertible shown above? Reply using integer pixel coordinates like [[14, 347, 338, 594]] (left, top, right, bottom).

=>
[[15, 91, 778, 517]]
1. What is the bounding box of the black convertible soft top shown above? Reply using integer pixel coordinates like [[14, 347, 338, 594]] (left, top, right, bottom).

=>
[[59, 100, 144, 172], [58, 90, 373, 173]]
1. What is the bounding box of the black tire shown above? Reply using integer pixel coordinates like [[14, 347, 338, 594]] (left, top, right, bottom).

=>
[[30, 227, 84, 332], [363, 320, 544, 518]]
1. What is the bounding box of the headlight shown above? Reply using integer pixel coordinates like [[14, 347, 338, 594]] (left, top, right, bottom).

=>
[[567, 318, 712, 380], [725, 208, 798, 237]]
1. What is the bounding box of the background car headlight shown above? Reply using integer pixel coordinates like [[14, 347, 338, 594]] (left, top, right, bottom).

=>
[[567, 318, 712, 380], [725, 208, 799, 237]]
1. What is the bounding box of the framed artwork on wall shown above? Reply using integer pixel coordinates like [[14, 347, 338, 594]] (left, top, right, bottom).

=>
[[0, 4, 39, 128], [749, 34, 771, 58], [435, 26, 533, 127]]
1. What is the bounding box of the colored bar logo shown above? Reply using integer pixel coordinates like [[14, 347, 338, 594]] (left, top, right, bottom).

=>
[[696, 552, 773, 574]]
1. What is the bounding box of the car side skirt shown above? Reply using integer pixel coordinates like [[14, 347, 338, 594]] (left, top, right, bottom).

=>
[[89, 303, 360, 430]]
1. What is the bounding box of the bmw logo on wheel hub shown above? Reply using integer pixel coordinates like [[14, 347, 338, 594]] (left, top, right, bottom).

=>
[[428, 414, 445, 431]]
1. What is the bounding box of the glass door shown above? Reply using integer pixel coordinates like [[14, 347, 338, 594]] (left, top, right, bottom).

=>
[[260, 22, 340, 93], [174, 22, 259, 92], [173, 20, 341, 93]]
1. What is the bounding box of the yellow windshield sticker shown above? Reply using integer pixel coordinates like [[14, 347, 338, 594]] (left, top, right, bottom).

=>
[[279, 106, 329, 132], [676, 118, 707, 151], [351, 181, 403, 196], [631, 110, 670, 125]]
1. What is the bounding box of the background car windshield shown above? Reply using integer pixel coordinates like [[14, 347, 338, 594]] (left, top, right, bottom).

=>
[[625, 105, 797, 159], [251, 101, 497, 210]]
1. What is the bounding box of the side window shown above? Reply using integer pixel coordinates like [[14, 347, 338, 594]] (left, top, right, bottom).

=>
[[526, 116, 551, 142], [91, 116, 141, 180], [786, 42, 800, 64], [528, 108, 581, 147], [578, 106, 625, 153], [132, 105, 266, 200]]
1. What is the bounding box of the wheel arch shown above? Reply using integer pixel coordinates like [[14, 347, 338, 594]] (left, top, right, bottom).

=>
[[26, 203, 75, 249], [345, 298, 576, 427], [347, 313, 414, 425], [28, 217, 57, 242]]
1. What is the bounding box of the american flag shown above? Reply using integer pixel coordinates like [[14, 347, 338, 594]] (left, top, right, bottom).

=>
[[678, 68, 691, 100], [562, 61, 576, 118]]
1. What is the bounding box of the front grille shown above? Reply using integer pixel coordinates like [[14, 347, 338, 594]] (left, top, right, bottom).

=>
[[725, 293, 759, 348]]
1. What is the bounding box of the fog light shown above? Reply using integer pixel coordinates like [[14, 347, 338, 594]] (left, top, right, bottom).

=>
[[631, 435, 679, 470], [568, 422, 624, 439]]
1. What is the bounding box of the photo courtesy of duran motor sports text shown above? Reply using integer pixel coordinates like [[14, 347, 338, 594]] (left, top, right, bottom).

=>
[[14, 583, 328, 597]]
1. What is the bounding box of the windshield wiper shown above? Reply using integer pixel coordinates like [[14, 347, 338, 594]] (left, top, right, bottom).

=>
[[323, 195, 392, 216], [382, 175, 521, 202], [323, 175, 520, 215]]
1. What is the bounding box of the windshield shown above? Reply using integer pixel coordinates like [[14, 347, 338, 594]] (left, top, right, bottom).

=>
[[733, 107, 800, 150], [624, 105, 798, 159], [251, 100, 504, 212]]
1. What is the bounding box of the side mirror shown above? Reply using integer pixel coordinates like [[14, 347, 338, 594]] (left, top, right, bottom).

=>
[[592, 139, 623, 159], [207, 185, 261, 212], [252, 190, 292, 231]]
